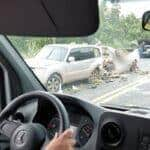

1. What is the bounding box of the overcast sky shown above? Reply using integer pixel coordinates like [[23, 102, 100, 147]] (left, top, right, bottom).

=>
[[100, 0, 150, 18], [119, 0, 150, 18]]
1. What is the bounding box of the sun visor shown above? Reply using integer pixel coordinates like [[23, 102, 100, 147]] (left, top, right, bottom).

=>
[[0, 0, 99, 36]]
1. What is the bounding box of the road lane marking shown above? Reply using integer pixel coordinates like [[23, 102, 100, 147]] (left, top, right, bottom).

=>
[[141, 91, 150, 96], [92, 75, 150, 104], [99, 80, 149, 104]]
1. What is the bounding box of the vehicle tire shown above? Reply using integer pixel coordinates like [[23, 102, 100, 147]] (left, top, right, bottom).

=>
[[89, 68, 101, 84], [46, 74, 62, 93]]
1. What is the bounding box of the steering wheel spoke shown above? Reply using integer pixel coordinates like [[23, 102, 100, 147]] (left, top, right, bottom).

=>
[[0, 120, 21, 138]]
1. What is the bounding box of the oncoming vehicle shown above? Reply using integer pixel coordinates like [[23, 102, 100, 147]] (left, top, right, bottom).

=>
[[139, 40, 150, 58], [27, 44, 103, 92], [0, 0, 149, 150]]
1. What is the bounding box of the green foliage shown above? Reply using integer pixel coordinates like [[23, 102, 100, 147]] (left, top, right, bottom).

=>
[[9, 36, 53, 57], [95, 4, 150, 49]]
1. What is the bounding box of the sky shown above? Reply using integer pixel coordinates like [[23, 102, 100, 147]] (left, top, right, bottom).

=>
[[100, 0, 150, 18], [119, 0, 150, 18]]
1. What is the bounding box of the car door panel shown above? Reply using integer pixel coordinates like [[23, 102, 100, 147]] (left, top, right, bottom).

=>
[[65, 47, 101, 82]]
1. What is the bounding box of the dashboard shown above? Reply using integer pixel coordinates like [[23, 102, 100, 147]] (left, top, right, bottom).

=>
[[34, 97, 94, 147], [16, 93, 150, 150], [46, 115, 94, 147]]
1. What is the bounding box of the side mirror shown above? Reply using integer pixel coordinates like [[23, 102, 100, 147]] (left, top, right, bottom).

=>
[[142, 11, 150, 31], [68, 57, 75, 62]]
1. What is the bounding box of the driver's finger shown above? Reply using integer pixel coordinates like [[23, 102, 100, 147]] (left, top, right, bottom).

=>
[[53, 132, 58, 139], [69, 139, 76, 146], [62, 129, 74, 138]]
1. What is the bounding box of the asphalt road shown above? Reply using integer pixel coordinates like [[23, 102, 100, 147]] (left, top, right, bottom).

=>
[[96, 58, 150, 108], [139, 58, 150, 71], [103, 80, 150, 108], [64, 58, 150, 108]]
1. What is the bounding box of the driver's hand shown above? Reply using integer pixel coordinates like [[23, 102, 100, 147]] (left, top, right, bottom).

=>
[[45, 129, 76, 150]]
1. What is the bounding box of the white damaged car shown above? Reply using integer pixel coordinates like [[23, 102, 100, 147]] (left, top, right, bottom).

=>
[[26, 44, 103, 92]]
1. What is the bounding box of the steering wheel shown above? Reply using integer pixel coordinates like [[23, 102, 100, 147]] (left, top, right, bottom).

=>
[[0, 91, 70, 150]]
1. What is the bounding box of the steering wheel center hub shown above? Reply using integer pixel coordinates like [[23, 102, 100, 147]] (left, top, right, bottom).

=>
[[10, 124, 46, 150], [15, 130, 28, 146]]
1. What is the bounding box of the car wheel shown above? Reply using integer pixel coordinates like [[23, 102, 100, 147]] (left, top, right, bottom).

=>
[[46, 74, 62, 93], [89, 68, 101, 84]]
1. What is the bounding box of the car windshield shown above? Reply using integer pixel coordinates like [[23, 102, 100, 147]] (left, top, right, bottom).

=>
[[8, 0, 150, 109], [48, 47, 68, 62], [35, 45, 54, 59]]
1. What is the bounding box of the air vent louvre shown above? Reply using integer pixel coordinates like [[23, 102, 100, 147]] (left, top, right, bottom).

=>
[[101, 122, 123, 147]]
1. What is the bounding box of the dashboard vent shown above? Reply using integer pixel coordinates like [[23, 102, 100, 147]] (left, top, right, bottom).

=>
[[101, 122, 123, 147]]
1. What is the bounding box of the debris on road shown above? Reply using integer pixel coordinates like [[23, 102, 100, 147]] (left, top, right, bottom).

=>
[[103, 59, 115, 72], [119, 74, 128, 82], [137, 70, 150, 75], [101, 58, 120, 83], [88, 79, 103, 89], [130, 59, 139, 72]]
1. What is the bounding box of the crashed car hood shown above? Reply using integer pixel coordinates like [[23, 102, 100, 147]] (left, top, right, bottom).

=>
[[25, 58, 60, 68]]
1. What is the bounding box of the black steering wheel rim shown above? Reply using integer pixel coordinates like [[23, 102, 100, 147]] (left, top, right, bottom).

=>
[[0, 91, 70, 150]]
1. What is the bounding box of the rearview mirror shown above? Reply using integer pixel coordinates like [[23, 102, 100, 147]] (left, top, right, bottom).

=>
[[0, 0, 99, 36], [142, 11, 150, 31]]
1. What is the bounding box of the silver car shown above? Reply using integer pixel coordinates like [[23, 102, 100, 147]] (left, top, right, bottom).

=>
[[26, 44, 103, 92]]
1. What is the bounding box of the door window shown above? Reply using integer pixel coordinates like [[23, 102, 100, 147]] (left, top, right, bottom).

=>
[[69, 47, 97, 61], [68, 49, 81, 61], [80, 48, 95, 60]]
